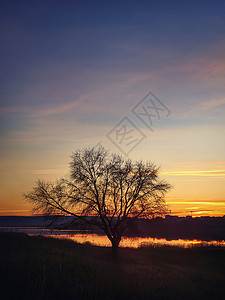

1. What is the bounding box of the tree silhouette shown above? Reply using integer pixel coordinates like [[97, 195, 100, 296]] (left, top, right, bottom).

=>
[[24, 146, 171, 259]]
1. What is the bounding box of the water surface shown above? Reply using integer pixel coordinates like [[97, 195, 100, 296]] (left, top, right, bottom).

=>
[[49, 233, 225, 248], [1, 226, 225, 248]]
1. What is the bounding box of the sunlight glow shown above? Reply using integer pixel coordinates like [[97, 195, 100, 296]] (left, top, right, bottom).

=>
[[161, 170, 225, 176], [47, 234, 225, 248]]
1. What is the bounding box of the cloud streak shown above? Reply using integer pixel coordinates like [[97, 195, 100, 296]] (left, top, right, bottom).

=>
[[161, 170, 225, 177]]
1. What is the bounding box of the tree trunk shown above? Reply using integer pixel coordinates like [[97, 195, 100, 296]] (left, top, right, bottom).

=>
[[111, 237, 121, 261]]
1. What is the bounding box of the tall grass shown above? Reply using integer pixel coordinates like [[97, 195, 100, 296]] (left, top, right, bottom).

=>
[[0, 232, 225, 300]]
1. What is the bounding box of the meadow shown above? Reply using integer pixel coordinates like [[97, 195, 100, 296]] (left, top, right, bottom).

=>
[[1, 232, 225, 300]]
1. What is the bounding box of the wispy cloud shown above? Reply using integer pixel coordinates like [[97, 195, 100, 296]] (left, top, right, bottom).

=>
[[161, 169, 225, 176], [0, 98, 82, 117], [167, 199, 225, 216], [198, 98, 225, 111], [168, 201, 225, 206], [0, 106, 30, 114], [30, 169, 64, 175], [183, 97, 225, 116], [0, 209, 32, 216], [161, 55, 225, 77], [33, 99, 82, 117]]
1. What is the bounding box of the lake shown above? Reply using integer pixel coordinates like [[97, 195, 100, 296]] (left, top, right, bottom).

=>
[[1, 226, 225, 248]]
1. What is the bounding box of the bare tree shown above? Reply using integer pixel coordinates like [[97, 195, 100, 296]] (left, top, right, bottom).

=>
[[24, 146, 171, 259]]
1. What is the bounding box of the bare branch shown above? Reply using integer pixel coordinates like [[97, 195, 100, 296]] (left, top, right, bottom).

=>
[[24, 145, 171, 257]]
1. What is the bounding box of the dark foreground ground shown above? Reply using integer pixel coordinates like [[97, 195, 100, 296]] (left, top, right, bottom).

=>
[[0, 233, 225, 300]]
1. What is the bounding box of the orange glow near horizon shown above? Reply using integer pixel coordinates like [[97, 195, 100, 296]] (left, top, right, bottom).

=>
[[1, 167, 225, 217], [1, 199, 225, 217]]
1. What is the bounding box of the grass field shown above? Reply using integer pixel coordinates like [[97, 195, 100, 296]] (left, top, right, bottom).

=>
[[0, 232, 225, 299]]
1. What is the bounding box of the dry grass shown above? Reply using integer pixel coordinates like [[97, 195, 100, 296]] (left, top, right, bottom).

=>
[[0, 232, 225, 299]]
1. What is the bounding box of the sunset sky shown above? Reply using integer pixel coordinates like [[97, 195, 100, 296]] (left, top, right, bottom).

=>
[[0, 0, 225, 216]]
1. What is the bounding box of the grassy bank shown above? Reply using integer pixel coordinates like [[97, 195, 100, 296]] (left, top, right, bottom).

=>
[[0, 233, 225, 300]]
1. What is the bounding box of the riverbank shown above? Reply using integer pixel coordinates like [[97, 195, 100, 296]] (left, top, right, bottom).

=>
[[1, 215, 225, 241], [1, 232, 225, 299]]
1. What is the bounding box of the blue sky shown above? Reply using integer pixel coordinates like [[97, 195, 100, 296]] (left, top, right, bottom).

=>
[[0, 0, 225, 215]]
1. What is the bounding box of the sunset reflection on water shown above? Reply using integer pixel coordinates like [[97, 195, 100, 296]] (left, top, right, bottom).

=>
[[2, 226, 224, 248], [47, 233, 225, 248]]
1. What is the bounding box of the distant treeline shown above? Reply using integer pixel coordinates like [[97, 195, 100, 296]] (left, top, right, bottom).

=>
[[133, 215, 225, 241], [0, 215, 225, 241]]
